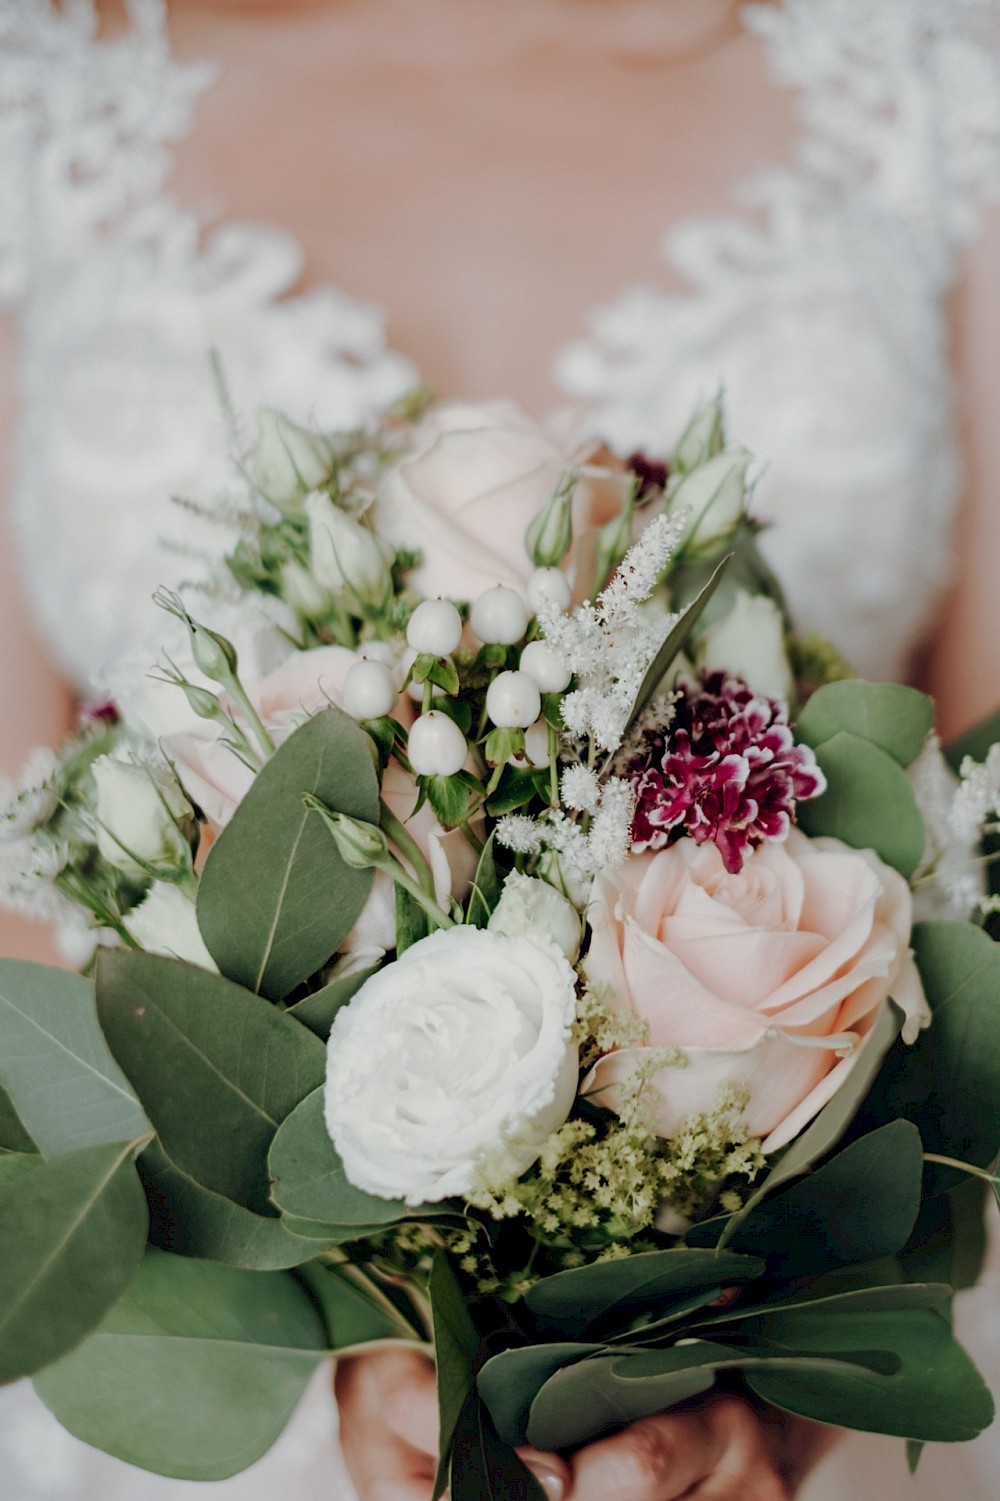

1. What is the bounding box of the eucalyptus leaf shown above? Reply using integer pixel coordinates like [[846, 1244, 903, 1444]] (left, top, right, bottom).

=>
[[451, 1392, 545, 1501], [746, 1306, 994, 1441], [139, 1141, 334, 1268], [623, 555, 731, 738], [0, 1150, 41, 1191], [795, 682, 934, 768], [0, 1137, 148, 1383], [297, 1260, 413, 1352], [396, 881, 430, 954], [34, 1248, 328, 1481], [0, 1079, 35, 1154], [0, 960, 149, 1157], [524, 1248, 766, 1339], [196, 708, 380, 999], [286, 960, 381, 1041], [690, 1281, 952, 1334], [269, 1088, 407, 1227], [943, 704, 1000, 773], [717, 1001, 901, 1248], [796, 732, 926, 877], [280, 1213, 392, 1245], [858, 922, 1000, 1183], [96, 949, 325, 1214], [431, 1253, 481, 1500], [477, 1343, 607, 1446]]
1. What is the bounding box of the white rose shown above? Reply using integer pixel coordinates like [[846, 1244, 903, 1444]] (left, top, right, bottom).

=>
[[125, 883, 217, 971], [305, 491, 391, 609], [697, 590, 793, 703], [92, 758, 194, 876], [253, 409, 336, 505], [324, 927, 579, 1204], [488, 872, 581, 964]]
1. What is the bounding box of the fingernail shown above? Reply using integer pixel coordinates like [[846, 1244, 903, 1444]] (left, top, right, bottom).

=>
[[524, 1461, 566, 1501]]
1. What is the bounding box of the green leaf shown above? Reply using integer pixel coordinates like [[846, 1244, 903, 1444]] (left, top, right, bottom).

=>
[[859, 922, 1000, 1182], [196, 708, 380, 999], [710, 1123, 924, 1278], [0, 1079, 35, 1154], [426, 770, 481, 829], [139, 1141, 334, 1268], [269, 1088, 407, 1228], [396, 881, 430, 954], [943, 704, 1000, 773], [717, 1001, 901, 1247], [0, 960, 149, 1157], [745, 1306, 994, 1442], [96, 949, 325, 1214], [297, 1260, 414, 1353], [451, 1392, 545, 1501], [524, 1248, 766, 1339], [286, 960, 381, 1041], [907, 1440, 925, 1474], [485, 767, 547, 818], [796, 682, 934, 768], [465, 834, 503, 929], [692, 1281, 951, 1332], [478, 1343, 611, 1447], [34, 1247, 328, 1481], [0, 1149, 42, 1191], [0, 1138, 148, 1383], [430, 1253, 481, 1501], [623, 555, 731, 737], [797, 732, 926, 877]]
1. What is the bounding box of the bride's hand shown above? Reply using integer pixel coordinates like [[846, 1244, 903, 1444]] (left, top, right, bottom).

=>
[[336, 1349, 826, 1501]]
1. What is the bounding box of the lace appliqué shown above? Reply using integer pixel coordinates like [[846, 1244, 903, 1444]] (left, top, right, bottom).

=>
[[556, 0, 1000, 685]]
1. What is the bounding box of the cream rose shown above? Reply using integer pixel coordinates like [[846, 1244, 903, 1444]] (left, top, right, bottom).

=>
[[584, 829, 928, 1153], [163, 645, 476, 953], [324, 927, 579, 1203], [376, 400, 616, 601]]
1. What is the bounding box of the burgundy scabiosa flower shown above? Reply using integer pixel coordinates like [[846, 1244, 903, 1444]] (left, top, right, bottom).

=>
[[628, 670, 826, 873]]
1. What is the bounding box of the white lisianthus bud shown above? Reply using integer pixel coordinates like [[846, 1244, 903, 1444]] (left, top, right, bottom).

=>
[[697, 590, 793, 704], [488, 872, 581, 963], [254, 409, 336, 506], [673, 395, 725, 474], [305, 492, 392, 611], [125, 883, 217, 971], [281, 561, 332, 619], [92, 759, 194, 877], [324, 926, 579, 1203], [524, 480, 574, 568], [669, 447, 750, 554]]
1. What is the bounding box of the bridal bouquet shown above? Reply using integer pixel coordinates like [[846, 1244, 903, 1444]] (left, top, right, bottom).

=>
[[2, 391, 999, 1494]]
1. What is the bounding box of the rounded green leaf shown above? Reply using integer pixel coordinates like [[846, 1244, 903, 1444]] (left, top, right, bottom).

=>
[[796, 681, 934, 768], [269, 1088, 406, 1227], [796, 732, 926, 877], [286, 960, 381, 1042], [196, 708, 380, 999], [96, 950, 325, 1214], [34, 1248, 328, 1481], [0, 1138, 148, 1383]]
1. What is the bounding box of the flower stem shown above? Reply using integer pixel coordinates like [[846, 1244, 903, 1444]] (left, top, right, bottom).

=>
[[379, 798, 436, 896], [225, 678, 277, 762], [380, 857, 455, 930], [923, 1152, 1000, 1186]]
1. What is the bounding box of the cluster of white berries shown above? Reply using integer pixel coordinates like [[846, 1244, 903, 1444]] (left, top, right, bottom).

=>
[[339, 568, 575, 780]]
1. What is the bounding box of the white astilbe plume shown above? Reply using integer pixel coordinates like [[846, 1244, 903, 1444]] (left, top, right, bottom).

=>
[[537, 512, 685, 755], [497, 776, 636, 888], [950, 745, 1000, 844], [0, 747, 60, 840], [907, 734, 983, 921], [560, 764, 601, 814]]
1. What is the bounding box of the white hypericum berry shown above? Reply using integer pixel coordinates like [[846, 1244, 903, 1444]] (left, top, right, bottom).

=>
[[527, 567, 572, 616], [406, 598, 463, 657], [486, 671, 542, 730], [408, 711, 468, 777], [519, 640, 572, 694], [471, 585, 529, 645], [523, 719, 551, 767], [342, 659, 398, 721]]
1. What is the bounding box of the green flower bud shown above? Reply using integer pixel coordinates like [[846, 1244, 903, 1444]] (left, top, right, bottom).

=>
[[305, 492, 392, 612], [525, 476, 575, 568], [305, 800, 389, 869], [669, 447, 750, 557], [254, 408, 337, 506], [673, 395, 725, 474]]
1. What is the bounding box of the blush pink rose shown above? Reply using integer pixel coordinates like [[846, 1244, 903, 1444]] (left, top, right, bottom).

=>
[[584, 829, 928, 1153], [163, 645, 476, 954], [376, 400, 620, 602]]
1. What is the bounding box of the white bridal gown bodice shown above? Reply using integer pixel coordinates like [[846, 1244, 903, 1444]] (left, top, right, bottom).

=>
[[2, 1, 1000, 1498]]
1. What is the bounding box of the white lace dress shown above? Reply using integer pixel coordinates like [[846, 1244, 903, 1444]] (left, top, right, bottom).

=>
[[1, 2, 999, 1497]]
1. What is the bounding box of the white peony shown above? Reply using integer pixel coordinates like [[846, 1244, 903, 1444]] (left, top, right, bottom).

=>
[[92, 758, 194, 877], [324, 926, 579, 1204], [697, 590, 793, 704], [488, 872, 581, 963], [125, 882, 217, 971]]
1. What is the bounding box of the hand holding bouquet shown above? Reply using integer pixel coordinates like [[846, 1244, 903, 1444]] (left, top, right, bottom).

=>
[[1, 391, 998, 1495]]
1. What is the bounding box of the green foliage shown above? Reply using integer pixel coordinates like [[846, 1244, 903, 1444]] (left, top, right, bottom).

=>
[[0, 1079, 35, 1154], [286, 960, 381, 1041], [395, 882, 430, 954], [34, 1248, 328, 1481], [943, 704, 1000, 772], [0, 1138, 148, 1382], [465, 835, 503, 929], [797, 732, 926, 877], [196, 709, 380, 998], [796, 681, 934, 768], [425, 770, 482, 829], [623, 555, 731, 736], [0, 960, 149, 1156], [431, 1253, 481, 1500], [297, 1260, 412, 1352], [96, 950, 325, 1215], [450, 1392, 545, 1501], [269, 1088, 407, 1229]]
